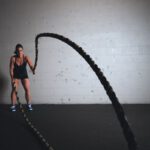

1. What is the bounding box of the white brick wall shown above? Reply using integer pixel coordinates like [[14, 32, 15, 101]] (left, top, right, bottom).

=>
[[0, 0, 150, 104]]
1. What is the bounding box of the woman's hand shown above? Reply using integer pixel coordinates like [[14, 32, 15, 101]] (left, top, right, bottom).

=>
[[31, 66, 35, 75], [32, 68, 35, 75], [11, 78, 16, 89], [11, 78, 15, 84]]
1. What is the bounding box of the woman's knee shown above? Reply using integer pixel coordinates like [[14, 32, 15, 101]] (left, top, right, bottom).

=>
[[25, 89, 31, 95], [22, 79, 30, 89], [12, 79, 19, 90]]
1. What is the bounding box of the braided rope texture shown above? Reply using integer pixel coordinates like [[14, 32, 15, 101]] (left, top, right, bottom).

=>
[[13, 85, 55, 150], [34, 33, 138, 150]]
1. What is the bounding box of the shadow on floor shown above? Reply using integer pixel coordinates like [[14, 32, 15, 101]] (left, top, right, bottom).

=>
[[0, 70, 8, 103]]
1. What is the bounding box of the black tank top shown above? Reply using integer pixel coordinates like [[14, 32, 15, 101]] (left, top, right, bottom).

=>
[[13, 56, 28, 79]]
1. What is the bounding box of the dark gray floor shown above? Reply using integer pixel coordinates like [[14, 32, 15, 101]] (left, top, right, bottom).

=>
[[0, 104, 149, 150]]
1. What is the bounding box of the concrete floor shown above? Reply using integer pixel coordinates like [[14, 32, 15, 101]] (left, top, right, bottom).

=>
[[0, 104, 149, 150]]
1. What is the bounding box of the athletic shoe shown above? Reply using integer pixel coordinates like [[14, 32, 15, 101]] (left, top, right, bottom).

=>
[[10, 105, 16, 112], [27, 104, 33, 111]]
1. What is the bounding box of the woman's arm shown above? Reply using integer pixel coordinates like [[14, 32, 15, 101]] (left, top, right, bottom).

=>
[[9, 56, 15, 83], [25, 55, 35, 74]]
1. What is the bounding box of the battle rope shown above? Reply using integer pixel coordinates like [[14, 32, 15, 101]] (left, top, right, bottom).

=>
[[13, 83, 55, 150], [33, 33, 138, 150]]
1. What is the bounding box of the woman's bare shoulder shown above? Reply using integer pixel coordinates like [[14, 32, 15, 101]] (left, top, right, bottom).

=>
[[24, 55, 29, 60], [10, 55, 16, 62]]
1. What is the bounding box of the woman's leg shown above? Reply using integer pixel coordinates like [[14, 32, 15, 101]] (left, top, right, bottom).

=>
[[21, 78, 31, 104], [11, 79, 20, 105]]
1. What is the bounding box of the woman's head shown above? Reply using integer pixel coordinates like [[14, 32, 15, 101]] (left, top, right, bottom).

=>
[[14, 44, 24, 57]]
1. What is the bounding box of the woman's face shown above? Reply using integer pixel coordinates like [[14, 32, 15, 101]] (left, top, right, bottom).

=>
[[17, 47, 24, 57]]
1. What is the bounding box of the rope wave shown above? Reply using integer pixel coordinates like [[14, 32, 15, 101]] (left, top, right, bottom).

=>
[[34, 33, 138, 150]]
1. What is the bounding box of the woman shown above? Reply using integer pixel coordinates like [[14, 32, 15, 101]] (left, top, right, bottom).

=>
[[9, 44, 35, 112]]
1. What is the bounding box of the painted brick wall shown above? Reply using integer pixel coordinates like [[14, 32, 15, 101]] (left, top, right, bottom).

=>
[[0, 0, 150, 104]]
